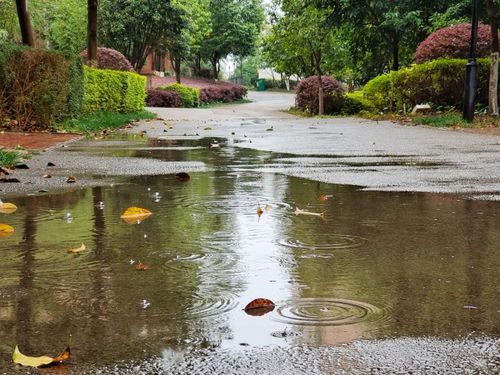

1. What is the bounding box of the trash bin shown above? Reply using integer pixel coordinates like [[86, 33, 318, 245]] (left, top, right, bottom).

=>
[[257, 79, 266, 91]]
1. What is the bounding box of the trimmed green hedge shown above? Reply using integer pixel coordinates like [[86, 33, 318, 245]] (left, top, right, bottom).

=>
[[157, 83, 200, 108], [361, 58, 491, 112], [83, 66, 146, 113], [0, 43, 83, 130]]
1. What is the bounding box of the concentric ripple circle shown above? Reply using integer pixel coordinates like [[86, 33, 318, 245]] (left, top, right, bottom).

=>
[[274, 298, 383, 326], [279, 233, 367, 252]]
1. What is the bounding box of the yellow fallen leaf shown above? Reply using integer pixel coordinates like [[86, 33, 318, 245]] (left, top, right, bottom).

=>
[[0, 223, 14, 237], [67, 243, 86, 254], [13, 345, 53, 367], [0, 202, 17, 214], [120, 207, 152, 224]]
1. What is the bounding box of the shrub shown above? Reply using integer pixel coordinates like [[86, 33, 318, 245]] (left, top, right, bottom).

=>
[[295, 76, 345, 115], [157, 83, 200, 107], [199, 85, 247, 103], [146, 89, 182, 107], [415, 23, 491, 64], [0, 43, 83, 130], [362, 58, 491, 112], [80, 47, 134, 71], [83, 66, 146, 113], [340, 91, 370, 115]]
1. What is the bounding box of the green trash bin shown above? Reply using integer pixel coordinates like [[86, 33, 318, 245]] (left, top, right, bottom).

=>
[[257, 79, 266, 91]]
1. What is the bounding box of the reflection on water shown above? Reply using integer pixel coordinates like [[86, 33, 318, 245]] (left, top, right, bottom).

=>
[[0, 139, 499, 370]]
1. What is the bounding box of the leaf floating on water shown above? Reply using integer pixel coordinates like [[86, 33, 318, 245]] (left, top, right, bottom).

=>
[[12, 345, 70, 368], [66, 176, 76, 183], [244, 298, 276, 316], [294, 207, 325, 218], [256, 206, 264, 217], [67, 243, 86, 254], [0, 223, 14, 237], [265, 204, 272, 213], [175, 172, 190, 182], [0, 202, 17, 214], [319, 194, 328, 201], [120, 207, 152, 224]]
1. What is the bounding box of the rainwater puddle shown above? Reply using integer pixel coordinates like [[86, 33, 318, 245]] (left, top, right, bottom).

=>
[[0, 137, 499, 371]]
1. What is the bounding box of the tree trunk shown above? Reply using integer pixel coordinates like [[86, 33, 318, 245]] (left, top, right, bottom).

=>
[[174, 56, 181, 84], [391, 39, 399, 71], [15, 0, 35, 47], [212, 54, 218, 80], [87, 0, 98, 66], [487, 0, 499, 115]]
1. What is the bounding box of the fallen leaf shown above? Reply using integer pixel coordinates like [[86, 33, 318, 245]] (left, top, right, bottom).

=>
[[0, 223, 14, 237], [244, 298, 275, 316], [47, 162, 56, 167], [256, 206, 264, 217], [0, 178, 20, 183], [209, 143, 220, 148], [135, 261, 148, 271], [43, 173, 51, 179], [319, 194, 328, 201], [175, 172, 190, 182], [0, 202, 17, 214], [67, 243, 86, 254], [294, 207, 325, 218], [265, 204, 272, 213], [14, 164, 29, 170], [120, 207, 152, 224], [66, 176, 76, 183], [12, 345, 70, 368]]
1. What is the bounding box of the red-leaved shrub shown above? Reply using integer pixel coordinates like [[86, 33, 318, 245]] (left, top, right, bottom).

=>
[[80, 47, 133, 71], [146, 89, 182, 107], [295, 76, 345, 114], [415, 23, 491, 64], [199, 85, 246, 103]]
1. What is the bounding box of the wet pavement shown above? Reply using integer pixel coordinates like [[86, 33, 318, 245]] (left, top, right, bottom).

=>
[[0, 92, 499, 373]]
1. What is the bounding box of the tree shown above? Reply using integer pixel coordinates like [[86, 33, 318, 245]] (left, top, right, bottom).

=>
[[46, 0, 86, 55], [487, 0, 499, 115], [15, 0, 35, 46], [87, 0, 97, 65], [205, 0, 264, 79], [99, 0, 180, 71]]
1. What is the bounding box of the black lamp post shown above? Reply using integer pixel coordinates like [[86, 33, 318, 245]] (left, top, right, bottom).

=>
[[463, 0, 480, 122]]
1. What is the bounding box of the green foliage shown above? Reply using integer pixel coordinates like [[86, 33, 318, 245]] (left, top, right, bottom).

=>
[[0, 43, 83, 130], [362, 58, 492, 112], [65, 56, 84, 118], [413, 113, 470, 128], [340, 91, 370, 115], [0, 150, 21, 168], [55, 110, 155, 134], [47, 0, 87, 55], [158, 83, 200, 108], [83, 67, 146, 113]]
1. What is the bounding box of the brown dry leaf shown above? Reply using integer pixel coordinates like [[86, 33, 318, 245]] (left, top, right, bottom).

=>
[[244, 298, 276, 316], [135, 261, 148, 271], [66, 176, 76, 183], [256, 206, 264, 217], [0, 223, 14, 237], [12, 345, 71, 368], [43, 173, 51, 179], [67, 243, 86, 254], [120, 207, 152, 224], [319, 194, 328, 201], [175, 172, 190, 182], [0, 202, 17, 214]]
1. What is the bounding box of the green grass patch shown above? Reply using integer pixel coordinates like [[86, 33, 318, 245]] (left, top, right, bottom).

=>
[[199, 98, 252, 108], [413, 113, 471, 128], [55, 110, 156, 134], [0, 150, 21, 168]]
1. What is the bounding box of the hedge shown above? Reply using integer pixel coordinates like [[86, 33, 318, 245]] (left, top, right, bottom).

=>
[[157, 83, 200, 107], [83, 66, 146, 113], [361, 58, 491, 112], [146, 89, 182, 107], [0, 43, 83, 130]]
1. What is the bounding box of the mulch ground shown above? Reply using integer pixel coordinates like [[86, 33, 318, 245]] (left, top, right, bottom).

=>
[[0, 132, 80, 150]]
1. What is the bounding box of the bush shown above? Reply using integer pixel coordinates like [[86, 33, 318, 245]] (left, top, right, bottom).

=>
[[340, 91, 370, 115], [146, 89, 182, 107], [199, 85, 247, 104], [415, 23, 491, 64], [83, 66, 146, 113], [295, 76, 345, 115], [157, 83, 200, 107], [362, 58, 491, 112], [0, 43, 84, 130], [80, 47, 134, 71]]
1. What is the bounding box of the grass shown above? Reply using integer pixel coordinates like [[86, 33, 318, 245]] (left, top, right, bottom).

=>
[[0, 150, 21, 168], [199, 98, 252, 108], [412, 113, 472, 128], [55, 110, 157, 134]]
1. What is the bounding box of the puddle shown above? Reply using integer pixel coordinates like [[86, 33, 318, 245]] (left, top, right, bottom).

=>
[[0, 136, 499, 371]]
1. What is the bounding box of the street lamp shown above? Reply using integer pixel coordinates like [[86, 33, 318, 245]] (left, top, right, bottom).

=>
[[463, 0, 480, 122]]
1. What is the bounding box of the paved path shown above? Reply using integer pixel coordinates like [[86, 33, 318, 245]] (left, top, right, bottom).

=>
[[143, 91, 500, 197]]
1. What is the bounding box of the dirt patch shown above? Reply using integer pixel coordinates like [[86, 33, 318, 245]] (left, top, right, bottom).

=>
[[0, 131, 80, 150]]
